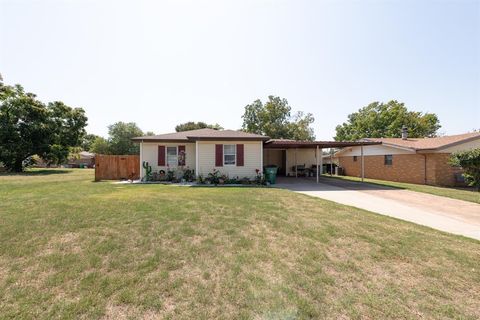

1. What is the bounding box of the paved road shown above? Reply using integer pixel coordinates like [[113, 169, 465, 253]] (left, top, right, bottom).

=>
[[276, 177, 480, 241]]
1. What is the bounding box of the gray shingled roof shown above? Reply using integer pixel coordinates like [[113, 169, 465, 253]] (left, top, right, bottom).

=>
[[132, 128, 269, 142], [364, 132, 480, 151]]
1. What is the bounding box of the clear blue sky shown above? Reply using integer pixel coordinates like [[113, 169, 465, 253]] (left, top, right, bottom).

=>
[[1, 0, 479, 139]]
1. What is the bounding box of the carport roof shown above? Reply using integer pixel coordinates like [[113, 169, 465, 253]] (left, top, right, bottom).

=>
[[263, 139, 381, 149]]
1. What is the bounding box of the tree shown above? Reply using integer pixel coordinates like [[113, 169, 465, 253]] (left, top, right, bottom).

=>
[[334, 100, 440, 141], [175, 121, 223, 132], [90, 136, 110, 154], [107, 122, 143, 155], [0, 79, 87, 171], [450, 148, 480, 191], [241, 96, 315, 140], [81, 133, 100, 151], [40, 101, 88, 165]]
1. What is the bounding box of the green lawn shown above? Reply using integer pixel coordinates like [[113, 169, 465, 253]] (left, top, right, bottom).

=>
[[1, 169, 479, 319], [322, 174, 480, 204]]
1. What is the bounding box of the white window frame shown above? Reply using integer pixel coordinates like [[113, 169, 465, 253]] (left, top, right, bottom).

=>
[[223, 144, 236, 166], [167, 146, 178, 167]]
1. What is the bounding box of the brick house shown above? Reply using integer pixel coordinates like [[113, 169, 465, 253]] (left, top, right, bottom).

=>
[[335, 132, 480, 187]]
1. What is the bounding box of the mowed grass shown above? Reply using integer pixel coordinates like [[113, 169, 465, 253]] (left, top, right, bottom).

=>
[[0, 169, 479, 319], [322, 174, 480, 204]]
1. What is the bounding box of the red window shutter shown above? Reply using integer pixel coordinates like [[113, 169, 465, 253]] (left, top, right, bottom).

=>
[[215, 144, 223, 167], [236, 144, 244, 166], [158, 145, 165, 166], [178, 145, 186, 166]]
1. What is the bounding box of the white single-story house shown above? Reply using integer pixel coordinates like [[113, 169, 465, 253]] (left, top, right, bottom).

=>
[[132, 128, 376, 181], [132, 128, 269, 180]]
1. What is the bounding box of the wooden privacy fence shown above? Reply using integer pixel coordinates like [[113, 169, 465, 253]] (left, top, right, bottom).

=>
[[95, 155, 140, 181]]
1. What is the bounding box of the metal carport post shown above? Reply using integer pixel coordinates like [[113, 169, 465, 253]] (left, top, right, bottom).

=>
[[361, 144, 365, 182]]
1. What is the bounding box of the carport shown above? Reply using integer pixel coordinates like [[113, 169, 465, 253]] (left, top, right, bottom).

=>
[[263, 140, 381, 183]]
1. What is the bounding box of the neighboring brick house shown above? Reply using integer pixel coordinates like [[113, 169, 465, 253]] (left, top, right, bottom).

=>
[[335, 132, 480, 187]]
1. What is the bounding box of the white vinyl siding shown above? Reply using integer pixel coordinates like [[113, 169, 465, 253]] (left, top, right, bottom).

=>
[[285, 148, 319, 176], [197, 140, 263, 179], [141, 142, 196, 172]]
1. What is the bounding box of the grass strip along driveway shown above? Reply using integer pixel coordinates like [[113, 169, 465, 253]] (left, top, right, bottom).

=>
[[0, 169, 479, 319], [321, 174, 480, 204]]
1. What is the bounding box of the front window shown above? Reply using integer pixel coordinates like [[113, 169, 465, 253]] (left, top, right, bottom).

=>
[[224, 144, 236, 165], [167, 147, 178, 167], [384, 155, 393, 165]]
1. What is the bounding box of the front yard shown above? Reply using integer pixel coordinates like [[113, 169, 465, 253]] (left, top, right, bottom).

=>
[[0, 169, 479, 319]]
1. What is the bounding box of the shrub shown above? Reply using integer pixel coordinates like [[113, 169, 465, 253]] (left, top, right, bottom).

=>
[[206, 169, 221, 185], [182, 168, 195, 182], [196, 174, 205, 184], [450, 148, 480, 191], [166, 169, 175, 182]]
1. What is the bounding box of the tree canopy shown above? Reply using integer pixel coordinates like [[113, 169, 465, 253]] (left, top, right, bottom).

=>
[[450, 148, 480, 191], [88, 122, 145, 155], [81, 133, 100, 151], [334, 100, 440, 141], [241, 96, 315, 140], [89, 136, 110, 155], [106, 122, 143, 155], [0, 79, 87, 171], [175, 121, 223, 132]]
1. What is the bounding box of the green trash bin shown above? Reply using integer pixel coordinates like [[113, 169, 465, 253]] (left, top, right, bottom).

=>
[[264, 166, 278, 184]]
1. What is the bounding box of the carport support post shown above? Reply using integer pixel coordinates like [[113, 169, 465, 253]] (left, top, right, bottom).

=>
[[139, 141, 143, 181], [319, 148, 323, 175], [361, 145, 365, 182], [330, 149, 333, 176], [295, 148, 298, 178], [316, 145, 319, 183]]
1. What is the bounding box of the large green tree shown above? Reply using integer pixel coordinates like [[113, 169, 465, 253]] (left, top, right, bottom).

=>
[[175, 121, 223, 132], [107, 122, 143, 155], [0, 79, 87, 171], [81, 133, 100, 151], [450, 148, 480, 191], [90, 136, 110, 154], [241, 96, 315, 140], [334, 100, 440, 141]]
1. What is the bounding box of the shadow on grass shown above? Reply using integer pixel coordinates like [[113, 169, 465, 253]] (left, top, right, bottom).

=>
[[191, 185, 266, 189], [0, 169, 71, 176], [321, 175, 406, 190], [276, 176, 402, 191], [321, 175, 478, 193]]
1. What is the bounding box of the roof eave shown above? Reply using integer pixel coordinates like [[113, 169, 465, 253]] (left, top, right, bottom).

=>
[[425, 134, 480, 152], [189, 137, 270, 141], [378, 142, 417, 152], [131, 138, 189, 143], [263, 141, 381, 149]]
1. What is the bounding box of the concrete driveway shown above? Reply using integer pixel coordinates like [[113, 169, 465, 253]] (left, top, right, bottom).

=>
[[275, 177, 480, 241]]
